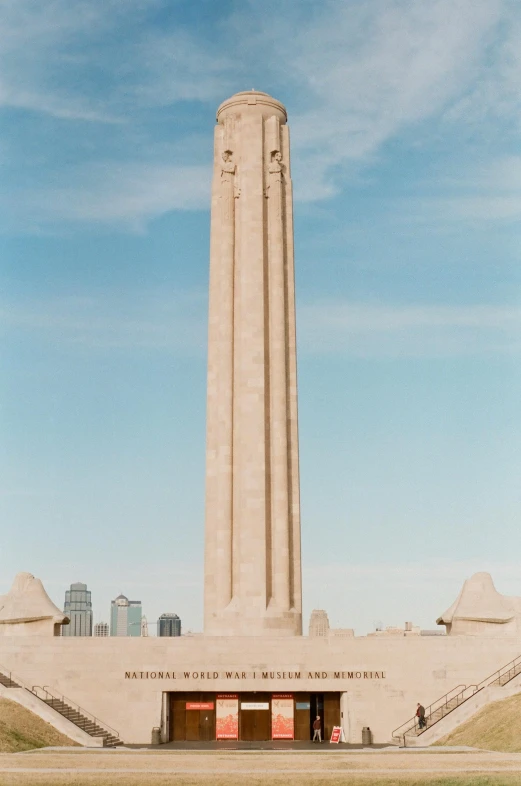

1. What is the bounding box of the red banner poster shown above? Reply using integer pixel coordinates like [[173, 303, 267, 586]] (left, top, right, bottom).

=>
[[216, 694, 239, 740], [271, 694, 294, 739]]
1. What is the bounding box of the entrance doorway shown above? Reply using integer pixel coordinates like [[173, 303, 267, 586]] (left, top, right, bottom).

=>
[[170, 692, 216, 742], [168, 691, 341, 742], [294, 693, 311, 740], [239, 693, 271, 741], [309, 693, 341, 741]]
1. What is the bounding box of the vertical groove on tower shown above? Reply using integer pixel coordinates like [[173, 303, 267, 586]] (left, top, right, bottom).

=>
[[232, 145, 241, 604], [262, 116, 273, 609], [218, 119, 234, 610], [281, 129, 294, 610], [281, 122, 301, 617], [266, 114, 290, 612]]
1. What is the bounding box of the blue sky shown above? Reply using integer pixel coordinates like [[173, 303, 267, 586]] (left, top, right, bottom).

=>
[[1, 0, 520, 634]]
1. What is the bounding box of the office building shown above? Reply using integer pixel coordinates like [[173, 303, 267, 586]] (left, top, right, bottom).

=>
[[62, 582, 93, 636], [308, 610, 330, 638], [93, 621, 109, 637], [158, 613, 181, 637], [110, 594, 142, 637]]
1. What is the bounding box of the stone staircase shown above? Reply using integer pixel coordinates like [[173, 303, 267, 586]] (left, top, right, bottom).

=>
[[0, 668, 122, 747], [489, 660, 521, 687], [40, 696, 122, 747], [416, 695, 464, 730], [392, 654, 521, 746], [0, 673, 20, 689]]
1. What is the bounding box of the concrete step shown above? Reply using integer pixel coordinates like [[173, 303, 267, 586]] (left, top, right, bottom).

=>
[[394, 659, 521, 747], [0, 676, 19, 688], [40, 694, 121, 745]]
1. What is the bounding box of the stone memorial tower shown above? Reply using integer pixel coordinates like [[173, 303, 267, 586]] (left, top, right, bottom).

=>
[[204, 91, 302, 636]]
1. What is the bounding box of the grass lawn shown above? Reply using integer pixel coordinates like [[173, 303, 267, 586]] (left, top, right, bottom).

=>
[[438, 693, 521, 753], [0, 698, 77, 753], [1, 774, 521, 785]]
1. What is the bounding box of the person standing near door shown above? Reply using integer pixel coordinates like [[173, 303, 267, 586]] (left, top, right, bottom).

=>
[[312, 715, 322, 742]]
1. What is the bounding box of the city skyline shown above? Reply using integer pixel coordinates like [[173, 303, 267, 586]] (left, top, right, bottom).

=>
[[1, 0, 520, 635], [60, 583, 183, 636]]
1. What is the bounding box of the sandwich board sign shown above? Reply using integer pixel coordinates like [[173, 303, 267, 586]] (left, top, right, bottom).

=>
[[330, 726, 345, 744]]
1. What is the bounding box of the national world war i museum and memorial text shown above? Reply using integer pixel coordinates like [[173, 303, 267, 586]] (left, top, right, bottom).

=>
[[1, 92, 521, 746]]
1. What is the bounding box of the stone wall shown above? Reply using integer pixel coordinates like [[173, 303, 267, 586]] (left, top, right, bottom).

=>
[[2, 634, 521, 744]]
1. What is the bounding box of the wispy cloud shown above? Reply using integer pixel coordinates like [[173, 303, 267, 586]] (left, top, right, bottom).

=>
[[0, 0, 227, 229], [234, 0, 510, 200], [3, 293, 520, 359], [387, 154, 521, 228], [132, 29, 235, 106], [5, 162, 211, 230], [430, 195, 521, 224], [1, 0, 520, 226], [445, 4, 521, 131], [0, 0, 232, 122], [0, 0, 117, 121], [0, 290, 207, 352], [298, 300, 521, 357]]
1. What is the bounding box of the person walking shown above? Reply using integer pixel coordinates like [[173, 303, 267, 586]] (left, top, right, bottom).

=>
[[312, 715, 322, 742], [416, 703, 426, 729]]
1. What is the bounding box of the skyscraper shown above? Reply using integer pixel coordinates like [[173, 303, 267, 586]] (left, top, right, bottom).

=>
[[93, 621, 109, 637], [308, 610, 330, 638], [110, 594, 142, 637], [158, 613, 181, 637], [204, 91, 301, 637], [62, 582, 93, 636]]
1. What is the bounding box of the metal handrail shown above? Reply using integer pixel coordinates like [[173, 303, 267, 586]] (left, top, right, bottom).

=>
[[31, 686, 120, 740], [393, 685, 480, 747], [0, 671, 19, 688], [392, 653, 521, 745], [474, 654, 521, 692], [0, 663, 32, 691], [392, 684, 468, 740], [0, 663, 120, 741]]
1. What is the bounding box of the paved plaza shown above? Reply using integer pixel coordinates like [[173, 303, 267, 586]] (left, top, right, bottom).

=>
[[127, 740, 389, 750], [2, 747, 521, 784]]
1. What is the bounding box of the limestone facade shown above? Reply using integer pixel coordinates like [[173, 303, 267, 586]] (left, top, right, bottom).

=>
[[204, 91, 301, 637], [2, 632, 521, 745]]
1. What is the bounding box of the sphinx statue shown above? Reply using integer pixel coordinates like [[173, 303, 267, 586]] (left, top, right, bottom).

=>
[[437, 572, 521, 636], [0, 572, 69, 636]]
